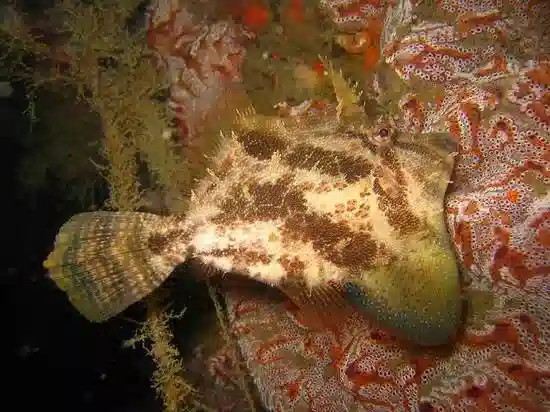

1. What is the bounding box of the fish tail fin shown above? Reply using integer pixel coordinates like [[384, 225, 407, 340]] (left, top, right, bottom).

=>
[[44, 211, 182, 322]]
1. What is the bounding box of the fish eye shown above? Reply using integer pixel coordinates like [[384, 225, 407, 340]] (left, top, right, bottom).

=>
[[371, 127, 393, 146]]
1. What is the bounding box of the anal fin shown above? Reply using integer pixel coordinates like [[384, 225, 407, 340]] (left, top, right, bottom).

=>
[[279, 281, 354, 330]]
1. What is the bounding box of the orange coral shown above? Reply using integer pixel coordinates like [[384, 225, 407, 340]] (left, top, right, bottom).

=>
[[333, 16, 382, 72]]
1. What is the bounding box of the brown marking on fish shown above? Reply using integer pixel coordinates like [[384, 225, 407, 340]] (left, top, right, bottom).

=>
[[278, 255, 306, 277], [215, 175, 308, 223], [373, 147, 424, 235], [211, 247, 272, 267], [282, 212, 381, 269], [238, 249, 272, 266], [237, 129, 287, 160], [284, 144, 373, 183], [147, 230, 187, 254]]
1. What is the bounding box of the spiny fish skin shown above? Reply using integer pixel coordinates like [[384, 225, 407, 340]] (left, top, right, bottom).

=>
[[44, 104, 461, 346]]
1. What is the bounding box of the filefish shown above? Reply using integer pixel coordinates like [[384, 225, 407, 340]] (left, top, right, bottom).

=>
[[43, 68, 462, 347]]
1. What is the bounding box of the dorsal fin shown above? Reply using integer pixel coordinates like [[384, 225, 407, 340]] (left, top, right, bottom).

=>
[[320, 56, 364, 120]]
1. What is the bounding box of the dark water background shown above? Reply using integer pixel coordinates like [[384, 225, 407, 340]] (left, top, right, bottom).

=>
[[3, 79, 163, 412]]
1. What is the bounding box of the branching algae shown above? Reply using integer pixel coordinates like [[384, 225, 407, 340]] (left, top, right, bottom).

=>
[[1, 0, 233, 410]]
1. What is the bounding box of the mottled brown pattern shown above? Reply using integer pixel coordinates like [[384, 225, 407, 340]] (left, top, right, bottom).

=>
[[215, 166, 389, 271], [237, 129, 287, 160], [211, 247, 272, 268], [374, 147, 424, 235], [278, 255, 306, 277], [146, 230, 187, 254], [285, 144, 373, 183], [147, 233, 169, 254], [283, 212, 381, 269], [215, 175, 308, 223]]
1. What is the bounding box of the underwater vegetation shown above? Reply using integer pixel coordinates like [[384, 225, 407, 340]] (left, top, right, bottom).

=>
[[1, 0, 219, 410], [4, 0, 550, 411]]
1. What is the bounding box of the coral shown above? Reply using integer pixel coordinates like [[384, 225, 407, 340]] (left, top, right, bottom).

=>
[[379, 0, 550, 284], [146, 0, 252, 142], [205, 280, 258, 411], [237, 0, 341, 115], [319, 0, 388, 33]]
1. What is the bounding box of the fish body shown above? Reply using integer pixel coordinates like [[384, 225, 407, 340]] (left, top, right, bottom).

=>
[[45, 87, 461, 346]]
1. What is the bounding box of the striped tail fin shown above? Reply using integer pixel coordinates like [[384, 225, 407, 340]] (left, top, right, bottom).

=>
[[43, 211, 183, 322]]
